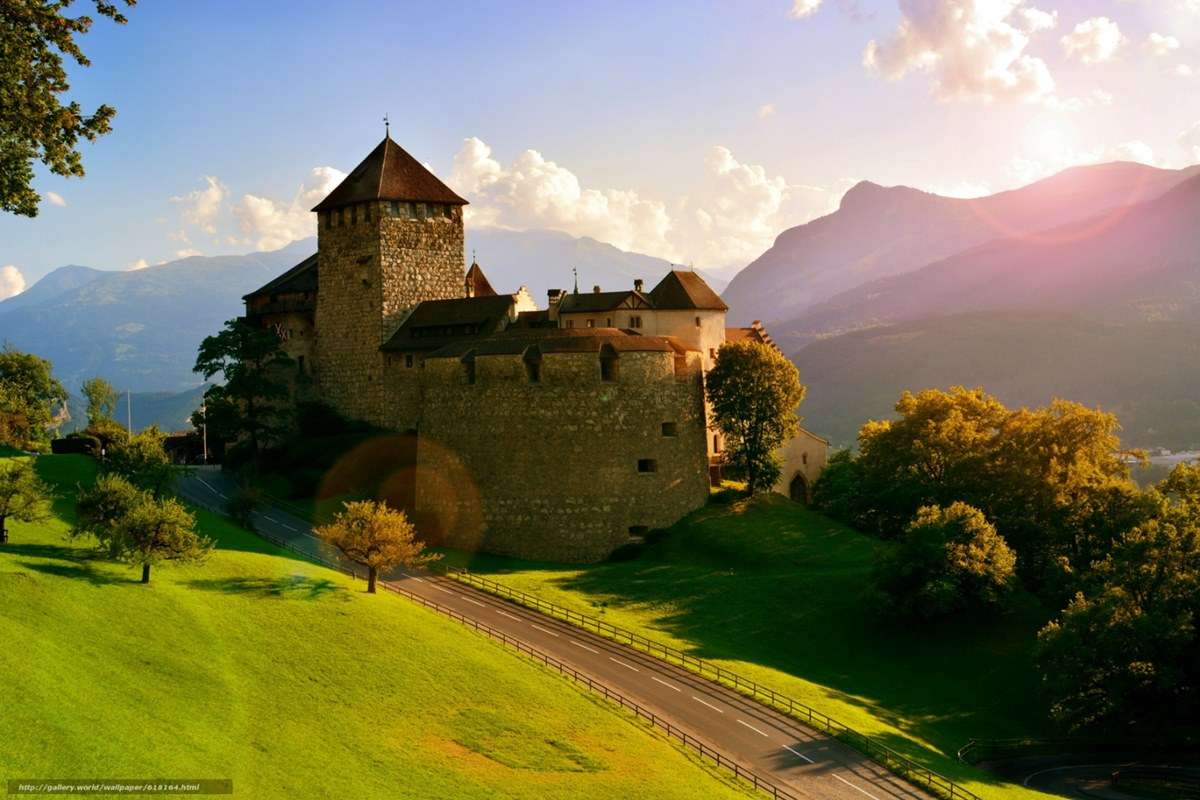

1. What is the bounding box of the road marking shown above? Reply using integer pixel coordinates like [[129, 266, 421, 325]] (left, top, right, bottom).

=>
[[398, 571, 425, 583], [460, 595, 487, 608], [279, 522, 298, 532], [431, 584, 455, 594], [529, 623, 559, 637], [197, 478, 227, 500], [495, 610, 521, 621], [833, 775, 881, 800], [692, 696, 724, 714], [782, 744, 815, 764], [570, 640, 600, 654], [651, 676, 681, 692], [265, 516, 281, 524], [609, 657, 640, 672], [737, 719, 769, 737]]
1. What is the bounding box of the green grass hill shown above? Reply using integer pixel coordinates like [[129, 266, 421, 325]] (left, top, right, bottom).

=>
[[0, 454, 751, 800]]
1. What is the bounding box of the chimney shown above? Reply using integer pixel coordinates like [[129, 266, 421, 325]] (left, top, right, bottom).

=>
[[634, 278, 644, 292], [593, 285, 601, 294], [547, 289, 564, 306]]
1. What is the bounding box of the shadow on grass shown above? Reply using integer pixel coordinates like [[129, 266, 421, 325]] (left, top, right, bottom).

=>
[[4, 541, 135, 586], [16, 559, 133, 586], [185, 575, 348, 601]]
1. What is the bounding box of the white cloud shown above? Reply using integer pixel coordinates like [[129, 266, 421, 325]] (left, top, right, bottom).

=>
[[127, 258, 150, 270], [171, 176, 227, 236], [0, 265, 26, 300], [1175, 64, 1195, 77], [174, 249, 203, 259], [863, 0, 1058, 104], [789, 0, 822, 19], [1145, 32, 1181, 56], [1061, 17, 1126, 64], [449, 137, 836, 269], [1180, 121, 1200, 161], [43, 191, 66, 207], [758, 103, 777, 119], [232, 166, 346, 250]]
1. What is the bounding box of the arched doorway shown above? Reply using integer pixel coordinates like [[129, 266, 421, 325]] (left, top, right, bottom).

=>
[[789, 472, 809, 505]]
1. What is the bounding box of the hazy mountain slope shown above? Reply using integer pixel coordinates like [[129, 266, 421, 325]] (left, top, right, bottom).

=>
[[723, 162, 1200, 327], [784, 172, 1200, 345], [796, 312, 1200, 449], [465, 227, 723, 297], [62, 384, 210, 434], [0, 265, 110, 314]]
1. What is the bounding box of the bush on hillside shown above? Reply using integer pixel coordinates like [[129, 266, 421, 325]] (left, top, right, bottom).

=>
[[871, 502, 1016, 620]]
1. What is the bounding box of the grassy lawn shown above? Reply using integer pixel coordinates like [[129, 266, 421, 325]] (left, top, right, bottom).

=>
[[0, 454, 754, 800], [442, 494, 1061, 800]]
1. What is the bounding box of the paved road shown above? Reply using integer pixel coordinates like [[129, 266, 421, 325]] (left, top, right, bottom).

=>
[[178, 469, 933, 800]]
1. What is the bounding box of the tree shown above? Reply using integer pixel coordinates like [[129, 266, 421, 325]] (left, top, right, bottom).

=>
[[193, 319, 293, 464], [109, 496, 212, 583], [0, 459, 53, 544], [103, 426, 173, 497], [872, 502, 1016, 620], [81, 377, 118, 425], [315, 500, 439, 593], [705, 341, 806, 494], [72, 472, 143, 550], [0, 347, 68, 447], [1, 1, 134, 216], [1036, 502, 1199, 734]]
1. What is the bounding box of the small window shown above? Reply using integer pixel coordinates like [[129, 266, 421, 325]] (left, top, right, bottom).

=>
[[709, 348, 717, 361], [802, 453, 808, 465], [351, 205, 358, 224], [661, 422, 678, 437], [586, 319, 595, 328], [599, 344, 619, 382], [628, 526, 649, 541], [338, 208, 345, 226], [713, 435, 720, 452], [630, 315, 642, 329], [364, 203, 372, 223], [695, 316, 701, 328], [565, 319, 575, 329], [637, 459, 657, 473], [405, 353, 414, 369], [523, 346, 542, 384], [606, 317, 612, 327]]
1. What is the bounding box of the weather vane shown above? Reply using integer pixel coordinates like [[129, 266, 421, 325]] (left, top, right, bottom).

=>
[[572, 266, 579, 293], [383, 113, 390, 138]]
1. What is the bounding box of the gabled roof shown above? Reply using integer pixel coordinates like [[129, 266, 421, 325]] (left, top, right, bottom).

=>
[[465, 262, 497, 297], [313, 136, 467, 212], [557, 290, 651, 314], [381, 294, 515, 352], [243, 253, 318, 300], [648, 270, 728, 311]]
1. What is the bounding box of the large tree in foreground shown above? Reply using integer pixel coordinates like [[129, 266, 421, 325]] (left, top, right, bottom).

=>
[[316, 500, 439, 593], [705, 341, 806, 494], [1, 0, 134, 216], [73, 472, 143, 549], [111, 496, 212, 584], [193, 319, 293, 464], [0, 459, 53, 544]]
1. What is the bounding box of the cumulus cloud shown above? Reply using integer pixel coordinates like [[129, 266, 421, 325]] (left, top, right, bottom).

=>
[[171, 176, 227, 236], [0, 265, 26, 300], [232, 166, 346, 250], [127, 258, 150, 271], [758, 103, 777, 119], [450, 137, 836, 269], [174, 249, 202, 259], [1181, 121, 1200, 161], [1145, 32, 1181, 56], [862, 0, 1058, 104], [1177, 64, 1196, 77], [43, 191, 66, 207], [1061, 17, 1126, 64], [789, 0, 822, 19]]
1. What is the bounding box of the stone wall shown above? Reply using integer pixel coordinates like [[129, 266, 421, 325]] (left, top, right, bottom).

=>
[[314, 201, 464, 426], [415, 348, 711, 562]]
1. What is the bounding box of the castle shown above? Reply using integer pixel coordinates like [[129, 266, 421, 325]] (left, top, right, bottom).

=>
[[244, 136, 826, 562]]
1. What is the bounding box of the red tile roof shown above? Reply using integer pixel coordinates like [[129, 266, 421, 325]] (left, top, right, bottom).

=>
[[312, 137, 467, 211]]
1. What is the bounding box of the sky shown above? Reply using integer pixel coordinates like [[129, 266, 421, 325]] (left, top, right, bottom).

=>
[[2, 0, 1199, 296]]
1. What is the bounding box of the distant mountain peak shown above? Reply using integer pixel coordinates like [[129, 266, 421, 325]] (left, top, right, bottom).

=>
[[837, 180, 930, 213]]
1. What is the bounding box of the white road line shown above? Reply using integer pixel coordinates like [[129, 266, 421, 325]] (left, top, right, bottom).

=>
[[692, 696, 724, 714], [265, 516, 281, 524], [570, 640, 600, 654], [461, 595, 487, 608], [197, 478, 227, 500], [496, 610, 521, 621], [782, 745, 815, 764], [833, 775, 882, 800], [737, 719, 769, 737], [609, 657, 640, 672], [529, 623, 559, 637], [431, 584, 455, 594], [279, 523, 298, 532], [651, 676, 681, 692]]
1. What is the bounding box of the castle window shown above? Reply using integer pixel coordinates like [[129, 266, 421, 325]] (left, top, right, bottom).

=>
[[364, 203, 372, 223], [565, 319, 574, 329], [802, 452, 808, 466], [637, 459, 657, 473], [661, 422, 678, 437], [405, 353, 414, 369], [389, 200, 399, 217], [628, 526, 648, 541], [695, 316, 702, 328], [713, 435, 721, 452], [523, 346, 542, 384], [630, 315, 643, 329], [606, 317, 612, 327], [416, 203, 426, 219], [709, 348, 717, 361], [599, 343, 619, 382], [461, 351, 476, 385], [586, 319, 595, 328]]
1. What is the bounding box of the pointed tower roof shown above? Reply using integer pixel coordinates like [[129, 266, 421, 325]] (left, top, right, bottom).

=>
[[648, 270, 728, 311], [464, 261, 498, 297], [312, 136, 467, 211]]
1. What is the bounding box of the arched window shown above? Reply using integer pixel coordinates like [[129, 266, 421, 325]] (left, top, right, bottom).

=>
[[523, 345, 542, 384], [599, 343, 619, 382]]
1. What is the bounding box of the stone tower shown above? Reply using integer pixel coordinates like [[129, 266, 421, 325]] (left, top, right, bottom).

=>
[[311, 136, 468, 424]]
